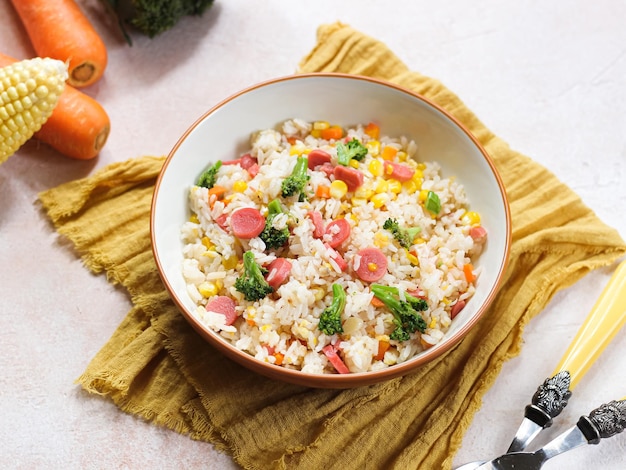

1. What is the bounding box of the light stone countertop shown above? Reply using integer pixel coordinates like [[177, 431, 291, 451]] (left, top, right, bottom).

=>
[[1, 1, 625, 469]]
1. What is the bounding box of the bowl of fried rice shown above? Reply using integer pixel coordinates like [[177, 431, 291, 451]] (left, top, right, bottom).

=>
[[151, 73, 511, 388]]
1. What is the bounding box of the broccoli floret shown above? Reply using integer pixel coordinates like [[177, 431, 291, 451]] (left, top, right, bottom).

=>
[[260, 199, 290, 250], [104, 0, 215, 41], [196, 160, 222, 189], [371, 284, 427, 341], [234, 251, 273, 301], [336, 138, 368, 166], [318, 284, 346, 335], [281, 155, 309, 198], [383, 218, 422, 249]]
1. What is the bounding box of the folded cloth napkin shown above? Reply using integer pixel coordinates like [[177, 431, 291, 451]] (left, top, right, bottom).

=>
[[39, 23, 626, 470]]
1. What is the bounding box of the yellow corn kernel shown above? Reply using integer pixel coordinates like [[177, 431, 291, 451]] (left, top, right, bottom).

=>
[[310, 129, 321, 138], [354, 186, 374, 200], [388, 179, 402, 194], [414, 237, 426, 244], [313, 121, 330, 130], [418, 189, 429, 202], [351, 197, 367, 207], [349, 158, 360, 168], [233, 180, 248, 193], [289, 145, 302, 156], [313, 288, 326, 301], [396, 151, 407, 162], [198, 282, 218, 297], [368, 158, 383, 176], [416, 162, 426, 171], [329, 180, 348, 199], [200, 237, 213, 249], [370, 193, 389, 209], [245, 306, 256, 325], [429, 317, 438, 329], [412, 169, 424, 181], [222, 255, 239, 270], [380, 145, 398, 161], [366, 140, 380, 157], [189, 214, 200, 224], [367, 262, 379, 272], [1, 58, 68, 163], [374, 178, 389, 194], [374, 232, 389, 248], [462, 211, 481, 225], [402, 180, 419, 194], [406, 251, 419, 265]]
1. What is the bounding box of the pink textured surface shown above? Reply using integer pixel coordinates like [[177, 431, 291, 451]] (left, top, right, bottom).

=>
[[1, 1, 625, 468]]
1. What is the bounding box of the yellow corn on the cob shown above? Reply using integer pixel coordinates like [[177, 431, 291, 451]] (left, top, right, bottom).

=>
[[0, 58, 68, 163]]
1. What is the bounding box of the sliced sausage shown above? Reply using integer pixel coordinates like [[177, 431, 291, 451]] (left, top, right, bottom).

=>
[[469, 226, 487, 243], [324, 218, 351, 248], [333, 165, 364, 191], [318, 162, 335, 177], [265, 258, 292, 290], [205, 296, 238, 326], [214, 213, 229, 231], [240, 154, 257, 170], [354, 247, 388, 282], [307, 149, 332, 169], [407, 288, 427, 300], [246, 163, 260, 178], [383, 161, 415, 182], [307, 210, 325, 238], [230, 207, 265, 239], [322, 344, 350, 374], [450, 299, 466, 319], [324, 243, 348, 272]]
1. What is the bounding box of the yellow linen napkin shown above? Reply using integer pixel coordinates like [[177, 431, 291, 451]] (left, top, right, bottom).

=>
[[39, 24, 626, 470]]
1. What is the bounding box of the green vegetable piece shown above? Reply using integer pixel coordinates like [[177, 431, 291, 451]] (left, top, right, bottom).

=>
[[260, 199, 290, 250], [336, 138, 368, 166], [234, 251, 273, 301], [104, 0, 215, 42], [425, 191, 441, 214], [318, 284, 347, 335], [383, 218, 422, 249], [281, 155, 310, 198], [371, 284, 427, 341], [196, 160, 222, 189]]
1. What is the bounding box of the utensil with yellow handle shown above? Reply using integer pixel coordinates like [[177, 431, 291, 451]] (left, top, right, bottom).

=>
[[475, 396, 626, 470], [455, 259, 626, 470], [506, 259, 626, 453]]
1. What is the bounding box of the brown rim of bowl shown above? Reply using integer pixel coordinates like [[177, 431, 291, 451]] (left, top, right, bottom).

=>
[[150, 72, 512, 388]]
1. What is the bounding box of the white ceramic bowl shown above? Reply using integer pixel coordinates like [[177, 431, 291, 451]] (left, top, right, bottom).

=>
[[151, 73, 511, 388]]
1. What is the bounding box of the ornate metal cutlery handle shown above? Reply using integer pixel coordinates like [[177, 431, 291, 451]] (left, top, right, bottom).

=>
[[580, 398, 626, 443]]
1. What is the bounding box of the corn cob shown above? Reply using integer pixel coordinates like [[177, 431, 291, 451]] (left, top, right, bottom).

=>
[[0, 57, 68, 164]]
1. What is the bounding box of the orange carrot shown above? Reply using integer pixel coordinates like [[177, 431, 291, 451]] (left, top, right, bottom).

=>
[[208, 185, 228, 208], [315, 185, 331, 199], [374, 340, 390, 361], [9, 0, 108, 87], [208, 185, 228, 199], [463, 263, 476, 283], [364, 122, 380, 139], [0, 52, 110, 160], [381, 145, 398, 161], [370, 296, 386, 308], [273, 352, 285, 366], [321, 125, 343, 141]]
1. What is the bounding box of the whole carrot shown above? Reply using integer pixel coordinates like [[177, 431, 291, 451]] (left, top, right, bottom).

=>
[[10, 0, 108, 88], [0, 52, 110, 160]]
